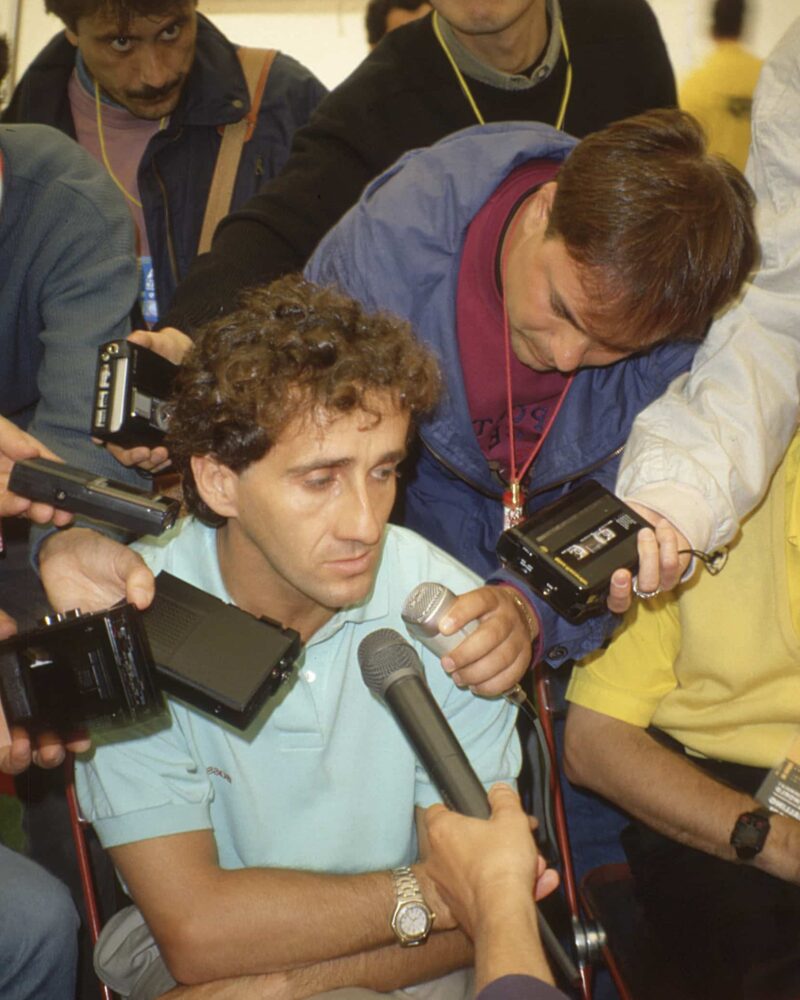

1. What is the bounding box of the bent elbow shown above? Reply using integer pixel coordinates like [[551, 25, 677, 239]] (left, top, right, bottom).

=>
[[157, 917, 222, 986]]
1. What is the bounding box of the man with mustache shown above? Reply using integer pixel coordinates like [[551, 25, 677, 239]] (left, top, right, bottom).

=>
[[3, 0, 326, 327]]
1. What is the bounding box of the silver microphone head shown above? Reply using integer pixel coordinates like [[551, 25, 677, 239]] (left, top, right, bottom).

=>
[[401, 583, 477, 657], [401, 582, 455, 637]]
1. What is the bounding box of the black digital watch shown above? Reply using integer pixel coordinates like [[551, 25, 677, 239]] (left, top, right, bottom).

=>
[[730, 807, 771, 860]]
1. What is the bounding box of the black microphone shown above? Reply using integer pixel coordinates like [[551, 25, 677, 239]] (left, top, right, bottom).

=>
[[358, 627, 579, 986], [358, 627, 490, 817]]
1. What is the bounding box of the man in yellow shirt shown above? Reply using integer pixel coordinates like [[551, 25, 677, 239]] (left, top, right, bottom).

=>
[[564, 430, 800, 998], [680, 0, 762, 171]]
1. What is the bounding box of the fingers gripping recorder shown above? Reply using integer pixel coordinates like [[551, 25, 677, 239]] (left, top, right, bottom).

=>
[[402, 583, 526, 704]]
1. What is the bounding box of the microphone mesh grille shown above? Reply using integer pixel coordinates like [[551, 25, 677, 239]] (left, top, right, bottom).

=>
[[401, 582, 446, 624], [358, 628, 422, 696]]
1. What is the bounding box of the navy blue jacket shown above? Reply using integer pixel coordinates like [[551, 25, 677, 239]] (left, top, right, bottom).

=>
[[307, 122, 698, 666], [4, 14, 326, 318]]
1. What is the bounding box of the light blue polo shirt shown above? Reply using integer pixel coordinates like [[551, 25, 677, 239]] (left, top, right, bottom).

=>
[[76, 518, 520, 875]]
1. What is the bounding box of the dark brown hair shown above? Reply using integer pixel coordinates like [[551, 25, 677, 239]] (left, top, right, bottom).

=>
[[366, 0, 428, 45], [167, 275, 442, 526], [713, 0, 745, 39], [546, 108, 757, 347], [46, 0, 193, 32]]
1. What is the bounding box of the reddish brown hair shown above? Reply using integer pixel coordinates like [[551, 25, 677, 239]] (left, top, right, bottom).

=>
[[547, 108, 757, 347], [167, 275, 442, 526]]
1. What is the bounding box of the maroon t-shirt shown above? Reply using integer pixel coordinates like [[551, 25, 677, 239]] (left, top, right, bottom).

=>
[[456, 160, 568, 483]]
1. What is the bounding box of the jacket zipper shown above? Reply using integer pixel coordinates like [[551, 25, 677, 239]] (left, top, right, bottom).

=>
[[419, 434, 625, 506], [153, 157, 179, 289]]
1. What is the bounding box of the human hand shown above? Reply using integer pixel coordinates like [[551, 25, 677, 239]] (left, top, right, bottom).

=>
[[422, 784, 559, 938], [0, 610, 91, 773], [0, 718, 91, 774], [0, 417, 73, 526], [129, 326, 193, 366], [39, 526, 155, 614], [94, 327, 192, 473], [436, 585, 536, 697], [100, 439, 171, 474], [606, 504, 690, 614]]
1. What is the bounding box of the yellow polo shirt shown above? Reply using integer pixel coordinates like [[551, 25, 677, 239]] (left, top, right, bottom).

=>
[[568, 430, 800, 767], [679, 41, 763, 172]]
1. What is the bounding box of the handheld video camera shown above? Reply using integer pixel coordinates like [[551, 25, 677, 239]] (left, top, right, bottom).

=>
[[91, 340, 178, 448], [497, 480, 652, 624], [0, 604, 164, 735]]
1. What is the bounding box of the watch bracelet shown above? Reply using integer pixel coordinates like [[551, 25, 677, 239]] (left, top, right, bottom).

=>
[[503, 587, 538, 643]]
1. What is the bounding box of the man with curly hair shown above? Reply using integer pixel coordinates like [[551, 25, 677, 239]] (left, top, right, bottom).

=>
[[75, 275, 532, 1000]]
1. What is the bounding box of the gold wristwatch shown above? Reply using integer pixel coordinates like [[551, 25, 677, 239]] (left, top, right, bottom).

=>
[[390, 866, 434, 947]]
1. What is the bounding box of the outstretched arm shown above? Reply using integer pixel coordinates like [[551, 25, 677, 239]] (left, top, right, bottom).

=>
[[617, 24, 800, 554], [564, 704, 800, 887], [423, 785, 563, 994]]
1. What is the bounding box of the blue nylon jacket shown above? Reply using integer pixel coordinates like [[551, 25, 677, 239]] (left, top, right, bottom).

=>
[[307, 122, 698, 666], [3, 14, 326, 319]]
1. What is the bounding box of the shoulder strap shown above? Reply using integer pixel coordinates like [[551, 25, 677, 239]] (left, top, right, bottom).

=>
[[198, 47, 277, 255]]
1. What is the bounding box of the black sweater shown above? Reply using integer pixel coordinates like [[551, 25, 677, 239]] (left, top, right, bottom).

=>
[[164, 0, 675, 331]]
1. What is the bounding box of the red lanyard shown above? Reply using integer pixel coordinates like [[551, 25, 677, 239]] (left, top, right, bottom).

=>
[[500, 206, 574, 529]]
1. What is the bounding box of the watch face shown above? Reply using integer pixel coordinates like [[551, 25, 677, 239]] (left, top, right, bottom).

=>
[[398, 903, 430, 939], [731, 810, 771, 859]]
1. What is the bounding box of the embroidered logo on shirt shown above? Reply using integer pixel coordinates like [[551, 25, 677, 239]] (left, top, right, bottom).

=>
[[207, 766, 232, 784]]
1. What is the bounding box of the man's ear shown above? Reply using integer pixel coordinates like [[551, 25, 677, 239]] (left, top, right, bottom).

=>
[[64, 27, 79, 47], [191, 454, 240, 520], [522, 180, 558, 233]]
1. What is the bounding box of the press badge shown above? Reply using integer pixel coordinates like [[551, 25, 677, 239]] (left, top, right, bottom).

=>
[[756, 732, 800, 821], [140, 256, 159, 327]]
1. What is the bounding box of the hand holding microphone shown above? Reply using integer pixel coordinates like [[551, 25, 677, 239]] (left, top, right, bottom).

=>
[[358, 629, 577, 985], [402, 582, 534, 698]]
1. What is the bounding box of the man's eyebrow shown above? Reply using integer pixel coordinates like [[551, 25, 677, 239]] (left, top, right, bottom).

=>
[[286, 457, 351, 476], [96, 15, 185, 41], [97, 28, 136, 40], [376, 449, 407, 466], [550, 285, 645, 353], [286, 449, 406, 477], [550, 286, 588, 336]]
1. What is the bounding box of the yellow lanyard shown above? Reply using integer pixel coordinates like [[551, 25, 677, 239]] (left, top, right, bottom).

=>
[[94, 81, 167, 210], [432, 10, 572, 131]]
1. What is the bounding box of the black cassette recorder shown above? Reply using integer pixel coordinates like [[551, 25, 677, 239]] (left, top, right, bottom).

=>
[[497, 480, 652, 624]]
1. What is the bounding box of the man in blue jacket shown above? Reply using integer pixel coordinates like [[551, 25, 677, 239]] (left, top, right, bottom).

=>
[[305, 109, 757, 874], [305, 109, 756, 672], [4, 0, 325, 326]]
